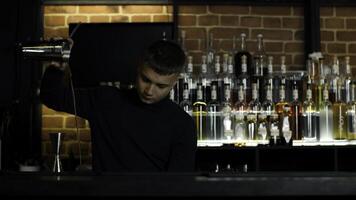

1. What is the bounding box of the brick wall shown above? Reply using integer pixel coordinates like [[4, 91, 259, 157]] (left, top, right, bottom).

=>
[[42, 4, 356, 161]]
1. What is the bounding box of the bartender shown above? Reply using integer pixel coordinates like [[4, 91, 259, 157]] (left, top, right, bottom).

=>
[[40, 39, 197, 173]]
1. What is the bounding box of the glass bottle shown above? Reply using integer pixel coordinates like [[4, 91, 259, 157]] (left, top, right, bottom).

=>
[[343, 56, 352, 104], [234, 33, 252, 77], [328, 55, 340, 103], [290, 81, 302, 140], [199, 55, 210, 103], [238, 55, 251, 103], [301, 80, 319, 142], [262, 85, 275, 140], [319, 83, 334, 142], [233, 84, 248, 140], [179, 83, 192, 115], [193, 83, 207, 141], [206, 83, 222, 141], [347, 81, 356, 140], [222, 83, 234, 141], [247, 83, 261, 140], [333, 80, 348, 141]]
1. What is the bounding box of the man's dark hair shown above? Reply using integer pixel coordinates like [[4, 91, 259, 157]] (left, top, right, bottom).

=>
[[143, 40, 186, 75]]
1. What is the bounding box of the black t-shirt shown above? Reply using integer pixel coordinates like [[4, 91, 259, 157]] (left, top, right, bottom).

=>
[[40, 66, 197, 172]]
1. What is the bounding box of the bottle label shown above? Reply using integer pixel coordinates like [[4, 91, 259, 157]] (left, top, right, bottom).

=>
[[323, 89, 329, 100], [307, 89, 312, 99], [211, 89, 217, 100], [279, 89, 285, 100], [228, 64, 234, 74], [183, 89, 189, 100], [267, 89, 272, 101], [241, 63, 247, 73], [197, 90, 203, 100], [201, 64, 207, 73], [238, 89, 244, 102], [187, 63, 193, 73], [215, 63, 220, 74], [225, 89, 231, 100], [252, 89, 257, 100], [293, 89, 298, 100]]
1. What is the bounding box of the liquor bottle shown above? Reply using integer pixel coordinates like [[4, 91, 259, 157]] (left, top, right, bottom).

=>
[[301, 80, 319, 142], [343, 56, 352, 104], [290, 81, 303, 140], [278, 55, 291, 102], [333, 79, 348, 140], [247, 83, 261, 140], [253, 34, 267, 77], [206, 83, 222, 140], [262, 85, 275, 140], [207, 33, 215, 71], [275, 84, 290, 138], [347, 81, 356, 140], [199, 55, 210, 102], [233, 84, 248, 140], [227, 55, 237, 103], [238, 55, 251, 103], [193, 83, 207, 141], [213, 55, 223, 102], [328, 55, 340, 103], [253, 34, 267, 104], [319, 83, 334, 142], [234, 33, 252, 77], [222, 83, 234, 141], [262, 56, 275, 103]]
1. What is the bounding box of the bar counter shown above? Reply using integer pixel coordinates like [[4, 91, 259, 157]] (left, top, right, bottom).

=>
[[1, 171, 356, 198]]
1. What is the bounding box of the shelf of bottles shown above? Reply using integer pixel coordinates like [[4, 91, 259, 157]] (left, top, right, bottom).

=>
[[170, 31, 356, 147]]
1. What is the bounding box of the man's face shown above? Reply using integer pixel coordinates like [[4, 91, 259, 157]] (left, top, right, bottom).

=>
[[136, 65, 178, 104]]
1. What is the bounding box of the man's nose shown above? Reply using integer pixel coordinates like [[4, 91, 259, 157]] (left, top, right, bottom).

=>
[[144, 84, 154, 96]]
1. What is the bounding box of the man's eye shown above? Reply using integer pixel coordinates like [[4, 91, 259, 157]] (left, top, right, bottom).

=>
[[157, 85, 166, 89], [141, 76, 150, 83]]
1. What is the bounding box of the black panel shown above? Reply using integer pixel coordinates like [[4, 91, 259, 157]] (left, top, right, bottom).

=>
[[68, 22, 174, 87]]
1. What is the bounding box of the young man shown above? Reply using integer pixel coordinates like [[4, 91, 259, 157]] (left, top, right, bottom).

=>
[[40, 40, 197, 173]]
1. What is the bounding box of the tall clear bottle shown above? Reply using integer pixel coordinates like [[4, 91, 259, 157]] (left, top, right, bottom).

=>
[[234, 84, 248, 140], [319, 83, 334, 142], [193, 83, 207, 141], [262, 85, 275, 141], [301, 80, 319, 142], [222, 83, 234, 141], [179, 83, 192, 115], [328, 55, 340, 103], [247, 83, 261, 140], [333, 80, 348, 141], [206, 83, 222, 140], [238, 55, 251, 103], [199, 55, 210, 103], [290, 81, 302, 140], [253, 34, 267, 104], [342, 56, 352, 104], [347, 81, 356, 140], [234, 33, 252, 77]]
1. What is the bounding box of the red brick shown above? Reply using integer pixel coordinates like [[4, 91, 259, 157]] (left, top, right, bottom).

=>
[[65, 116, 87, 128], [89, 16, 110, 23], [220, 16, 239, 26], [111, 15, 129, 22], [44, 27, 69, 38], [325, 18, 345, 29], [44, 16, 65, 27], [131, 15, 152, 22], [320, 7, 334, 16], [321, 43, 326, 53], [295, 30, 304, 41], [293, 7, 304, 16], [122, 5, 163, 14], [211, 28, 249, 39], [282, 17, 304, 29], [44, 5, 77, 14], [285, 42, 304, 53], [251, 6, 292, 16], [251, 29, 293, 40], [153, 15, 172, 22], [79, 5, 118, 14], [180, 28, 206, 39], [42, 105, 58, 115], [175, 6, 207, 14], [209, 5, 249, 14], [42, 116, 64, 128], [293, 54, 306, 65], [179, 15, 197, 26], [241, 16, 261, 27], [346, 19, 356, 29], [198, 15, 219, 26], [321, 31, 334, 41], [186, 39, 200, 51], [327, 43, 347, 54], [263, 17, 281, 28], [265, 42, 283, 52], [67, 16, 88, 24], [336, 7, 356, 17], [337, 31, 356, 41], [349, 44, 356, 53]]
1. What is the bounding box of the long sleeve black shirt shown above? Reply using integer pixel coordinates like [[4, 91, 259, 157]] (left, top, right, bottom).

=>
[[40, 66, 197, 173]]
